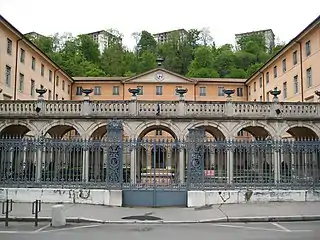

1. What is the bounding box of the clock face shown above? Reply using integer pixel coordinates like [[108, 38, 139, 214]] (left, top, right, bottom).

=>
[[155, 72, 164, 81]]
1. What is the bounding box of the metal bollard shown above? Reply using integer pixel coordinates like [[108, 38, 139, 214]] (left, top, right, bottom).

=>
[[1, 199, 13, 227], [32, 200, 41, 227]]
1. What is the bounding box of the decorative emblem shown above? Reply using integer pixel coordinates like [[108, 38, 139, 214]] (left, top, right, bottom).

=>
[[155, 72, 164, 81]]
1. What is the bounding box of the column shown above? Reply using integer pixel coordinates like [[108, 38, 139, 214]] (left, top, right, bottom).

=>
[[273, 145, 281, 184], [227, 150, 234, 185], [82, 147, 89, 182], [179, 147, 185, 183], [130, 147, 137, 184], [209, 149, 215, 168], [166, 147, 172, 170], [36, 144, 43, 182]]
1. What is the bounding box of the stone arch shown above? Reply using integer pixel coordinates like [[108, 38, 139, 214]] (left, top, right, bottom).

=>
[[182, 121, 229, 139], [41, 120, 85, 138], [135, 121, 181, 140], [279, 122, 320, 139], [86, 121, 133, 139], [231, 121, 276, 139], [0, 121, 38, 136]]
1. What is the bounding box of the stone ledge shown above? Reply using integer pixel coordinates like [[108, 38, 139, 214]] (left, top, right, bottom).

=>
[[0, 188, 122, 207], [188, 190, 320, 208]]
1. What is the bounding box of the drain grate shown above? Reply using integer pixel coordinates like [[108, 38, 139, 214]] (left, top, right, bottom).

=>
[[122, 215, 162, 221]]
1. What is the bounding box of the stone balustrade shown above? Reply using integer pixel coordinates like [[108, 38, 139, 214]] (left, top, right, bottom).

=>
[[0, 99, 319, 119]]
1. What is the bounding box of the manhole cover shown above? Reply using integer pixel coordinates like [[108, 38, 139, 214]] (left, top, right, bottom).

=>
[[122, 215, 162, 221]]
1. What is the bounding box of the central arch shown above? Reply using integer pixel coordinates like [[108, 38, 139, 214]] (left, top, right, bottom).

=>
[[182, 121, 229, 139], [87, 121, 133, 139], [232, 121, 276, 139], [41, 121, 85, 138], [135, 121, 181, 140]]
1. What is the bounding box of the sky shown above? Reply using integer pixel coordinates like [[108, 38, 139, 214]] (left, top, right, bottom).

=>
[[0, 0, 319, 50]]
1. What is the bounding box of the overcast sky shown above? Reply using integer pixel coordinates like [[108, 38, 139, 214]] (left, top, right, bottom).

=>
[[1, 0, 319, 50]]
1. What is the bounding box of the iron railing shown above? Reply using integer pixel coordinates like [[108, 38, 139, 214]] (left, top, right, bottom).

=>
[[0, 136, 319, 190]]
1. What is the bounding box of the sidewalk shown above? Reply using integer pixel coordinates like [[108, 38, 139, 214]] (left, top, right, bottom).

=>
[[1, 202, 320, 224]]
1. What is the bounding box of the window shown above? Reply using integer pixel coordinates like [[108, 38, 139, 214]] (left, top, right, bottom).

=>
[[49, 70, 52, 82], [56, 76, 59, 86], [293, 51, 298, 65], [48, 90, 52, 100], [273, 66, 277, 78], [156, 129, 162, 136], [20, 48, 25, 63], [248, 86, 251, 95], [137, 86, 143, 95], [94, 86, 101, 95], [283, 82, 287, 99], [113, 86, 120, 95], [62, 97, 64, 100], [218, 86, 224, 96], [293, 75, 299, 94], [62, 80, 65, 90], [19, 73, 24, 92], [68, 85, 70, 94], [260, 96, 262, 101], [306, 67, 312, 88], [253, 82, 256, 92], [30, 79, 35, 96], [236, 87, 243, 97], [266, 72, 269, 84], [305, 41, 311, 57], [31, 57, 36, 70], [41, 64, 44, 76], [282, 59, 286, 73], [5, 65, 11, 87], [156, 86, 163, 95], [199, 86, 206, 96], [76, 86, 82, 95], [55, 94, 58, 100], [7, 38, 12, 55], [259, 77, 262, 88]]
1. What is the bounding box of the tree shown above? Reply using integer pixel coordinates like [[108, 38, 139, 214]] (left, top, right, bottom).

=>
[[137, 31, 157, 55]]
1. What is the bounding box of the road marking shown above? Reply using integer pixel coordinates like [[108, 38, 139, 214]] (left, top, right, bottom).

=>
[[212, 223, 287, 232], [0, 230, 31, 234], [40, 224, 104, 233], [33, 224, 51, 233], [271, 223, 292, 232]]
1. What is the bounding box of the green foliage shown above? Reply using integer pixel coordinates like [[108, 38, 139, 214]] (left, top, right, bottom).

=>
[[29, 29, 285, 78]]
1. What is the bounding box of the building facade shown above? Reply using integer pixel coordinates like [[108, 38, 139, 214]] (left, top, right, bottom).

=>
[[0, 15, 73, 101], [153, 29, 188, 43], [235, 29, 275, 51]]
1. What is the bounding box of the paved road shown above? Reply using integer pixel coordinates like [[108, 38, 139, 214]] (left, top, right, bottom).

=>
[[0, 222, 319, 240]]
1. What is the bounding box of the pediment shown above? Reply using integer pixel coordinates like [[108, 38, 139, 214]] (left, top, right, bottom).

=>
[[122, 68, 195, 84]]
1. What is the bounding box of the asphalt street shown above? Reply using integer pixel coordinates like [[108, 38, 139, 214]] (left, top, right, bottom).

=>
[[0, 221, 319, 240]]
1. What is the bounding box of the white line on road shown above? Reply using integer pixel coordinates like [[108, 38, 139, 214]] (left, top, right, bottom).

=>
[[212, 223, 287, 232], [40, 224, 104, 234], [271, 223, 292, 232], [0, 230, 31, 234], [33, 224, 51, 233]]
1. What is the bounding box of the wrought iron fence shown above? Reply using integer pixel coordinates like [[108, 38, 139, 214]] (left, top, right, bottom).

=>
[[0, 136, 319, 190]]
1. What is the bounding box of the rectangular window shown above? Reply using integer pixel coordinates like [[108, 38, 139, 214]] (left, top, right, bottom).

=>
[[76, 86, 82, 95], [306, 67, 312, 88], [156, 86, 163, 95], [137, 86, 143, 95], [19, 73, 24, 92], [68, 85, 70, 94], [56, 76, 59, 86], [20, 48, 25, 63], [113, 86, 120, 95], [282, 59, 286, 73], [273, 66, 277, 78], [237, 87, 243, 97], [259, 77, 262, 88], [283, 82, 287, 99], [266, 72, 269, 84], [94, 86, 101, 95], [248, 86, 251, 96], [5, 65, 11, 87], [30, 79, 35, 96], [260, 96, 262, 101], [7, 38, 12, 55], [293, 51, 298, 65], [41, 64, 44, 76], [49, 70, 52, 82], [253, 82, 256, 92], [305, 41, 311, 57], [62, 80, 65, 90], [199, 86, 206, 96], [293, 75, 299, 94], [218, 86, 224, 96], [31, 57, 36, 70], [48, 90, 52, 100]]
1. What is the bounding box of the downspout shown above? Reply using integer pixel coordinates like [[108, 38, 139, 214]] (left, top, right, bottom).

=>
[[296, 41, 304, 102], [194, 82, 197, 101], [122, 82, 125, 100], [53, 69, 60, 100], [13, 38, 23, 100], [260, 71, 265, 101]]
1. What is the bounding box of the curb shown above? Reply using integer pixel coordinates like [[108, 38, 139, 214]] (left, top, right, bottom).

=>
[[1, 215, 320, 224]]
